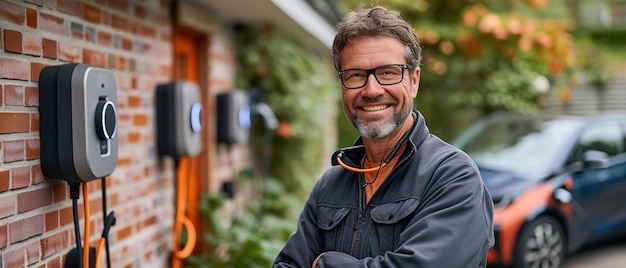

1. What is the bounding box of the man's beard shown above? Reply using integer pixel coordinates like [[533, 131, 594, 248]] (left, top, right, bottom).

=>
[[350, 106, 412, 139]]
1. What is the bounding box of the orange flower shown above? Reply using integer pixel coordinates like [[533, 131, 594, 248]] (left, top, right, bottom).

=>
[[525, 0, 548, 9], [463, 11, 478, 26], [507, 18, 523, 35], [479, 13, 500, 34], [277, 121, 292, 138], [439, 41, 455, 55]]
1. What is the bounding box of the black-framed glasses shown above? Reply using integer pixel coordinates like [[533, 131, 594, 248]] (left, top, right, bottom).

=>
[[339, 64, 412, 89]]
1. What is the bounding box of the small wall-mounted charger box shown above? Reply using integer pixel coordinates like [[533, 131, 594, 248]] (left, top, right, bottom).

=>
[[216, 90, 250, 144], [39, 63, 118, 183], [156, 81, 203, 158]]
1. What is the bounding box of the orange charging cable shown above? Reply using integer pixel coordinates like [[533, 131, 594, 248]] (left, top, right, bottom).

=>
[[172, 157, 198, 268], [82, 181, 111, 268]]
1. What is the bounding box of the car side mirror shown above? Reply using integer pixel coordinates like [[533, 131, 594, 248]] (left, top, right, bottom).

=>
[[582, 150, 609, 169]]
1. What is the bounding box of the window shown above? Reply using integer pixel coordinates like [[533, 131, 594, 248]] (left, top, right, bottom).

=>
[[573, 121, 625, 161]]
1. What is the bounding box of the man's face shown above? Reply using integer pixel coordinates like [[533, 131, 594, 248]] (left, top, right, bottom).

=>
[[340, 36, 420, 139]]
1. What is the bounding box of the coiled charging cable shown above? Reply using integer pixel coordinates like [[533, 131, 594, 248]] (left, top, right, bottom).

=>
[[172, 156, 198, 268]]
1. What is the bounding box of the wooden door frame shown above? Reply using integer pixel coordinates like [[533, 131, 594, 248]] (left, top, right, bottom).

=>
[[173, 26, 211, 254]]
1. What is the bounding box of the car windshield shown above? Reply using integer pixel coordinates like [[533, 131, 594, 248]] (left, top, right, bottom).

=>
[[452, 116, 581, 176]]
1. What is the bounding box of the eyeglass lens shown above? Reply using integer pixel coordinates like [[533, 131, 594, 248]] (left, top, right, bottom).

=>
[[341, 65, 405, 89]]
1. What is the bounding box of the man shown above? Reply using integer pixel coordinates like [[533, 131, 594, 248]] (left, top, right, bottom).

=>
[[273, 6, 494, 268]]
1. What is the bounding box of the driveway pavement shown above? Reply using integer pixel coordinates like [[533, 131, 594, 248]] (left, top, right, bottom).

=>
[[562, 239, 626, 268]]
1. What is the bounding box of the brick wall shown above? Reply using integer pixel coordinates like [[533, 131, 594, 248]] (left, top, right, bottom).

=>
[[0, 0, 240, 267]]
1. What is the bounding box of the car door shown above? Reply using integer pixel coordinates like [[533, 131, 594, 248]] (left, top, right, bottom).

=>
[[569, 119, 626, 238]]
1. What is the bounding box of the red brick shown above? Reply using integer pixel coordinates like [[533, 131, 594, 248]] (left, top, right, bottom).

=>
[[44, 0, 58, 9], [128, 94, 142, 108], [52, 183, 67, 203], [98, 31, 112, 46], [117, 156, 131, 166], [39, 12, 64, 35], [4, 29, 23, 53], [81, 3, 101, 24], [133, 113, 148, 126], [25, 86, 38, 107], [17, 187, 52, 213], [4, 247, 25, 268], [0, 113, 29, 134], [57, 0, 77, 15], [102, 9, 111, 26], [11, 165, 31, 189], [116, 224, 132, 240], [111, 14, 129, 31], [4, 84, 24, 106], [134, 4, 147, 19], [27, 8, 37, 28], [130, 21, 139, 35], [46, 256, 61, 268], [41, 231, 67, 258], [128, 131, 141, 143], [0, 57, 30, 80], [0, 225, 6, 248], [23, 32, 42, 56], [0, 86, 3, 105], [26, 138, 40, 160], [9, 214, 44, 243], [45, 210, 59, 231], [0, 1, 25, 25], [109, 0, 129, 13], [83, 48, 106, 67], [4, 139, 25, 162], [26, 240, 40, 265], [30, 112, 39, 132], [121, 36, 132, 51], [31, 164, 44, 185], [0, 194, 15, 219], [31, 62, 46, 82], [42, 38, 57, 59], [118, 56, 127, 70], [59, 206, 72, 226], [140, 24, 157, 39], [59, 41, 81, 62], [0, 169, 9, 192]]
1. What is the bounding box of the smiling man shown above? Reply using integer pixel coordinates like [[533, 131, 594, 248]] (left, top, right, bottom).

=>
[[273, 6, 494, 268]]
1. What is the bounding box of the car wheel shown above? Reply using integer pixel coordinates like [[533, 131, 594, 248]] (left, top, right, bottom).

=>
[[512, 215, 566, 268]]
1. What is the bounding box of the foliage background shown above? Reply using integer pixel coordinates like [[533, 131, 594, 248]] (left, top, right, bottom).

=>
[[336, 0, 611, 143]]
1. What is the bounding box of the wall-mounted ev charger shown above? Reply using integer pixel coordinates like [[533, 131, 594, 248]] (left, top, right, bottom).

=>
[[156, 81, 203, 158], [216, 89, 251, 144], [39, 63, 118, 183]]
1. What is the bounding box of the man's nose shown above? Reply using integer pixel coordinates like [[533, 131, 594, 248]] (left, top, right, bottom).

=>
[[360, 74, 385, 97]]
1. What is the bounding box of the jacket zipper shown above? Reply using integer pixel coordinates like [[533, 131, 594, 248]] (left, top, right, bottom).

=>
[[349, 173, 365, 255], [348, 148, 414, 256]]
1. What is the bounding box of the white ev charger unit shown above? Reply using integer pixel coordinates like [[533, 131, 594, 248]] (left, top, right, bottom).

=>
[[216, 89, 251, 144], [156, 81, 203, 158], [39, 63, 118, 183]]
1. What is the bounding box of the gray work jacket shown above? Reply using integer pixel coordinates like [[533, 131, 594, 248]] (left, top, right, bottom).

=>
[[273, 111, 494, 267]]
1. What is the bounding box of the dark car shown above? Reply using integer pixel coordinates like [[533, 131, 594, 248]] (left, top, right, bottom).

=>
[[450, 113, 626, 268]]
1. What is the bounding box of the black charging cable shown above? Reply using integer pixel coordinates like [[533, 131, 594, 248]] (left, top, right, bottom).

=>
[[101, 177, 114, 268], [69, 183, 83, 268], [66, 179, 115, 268]]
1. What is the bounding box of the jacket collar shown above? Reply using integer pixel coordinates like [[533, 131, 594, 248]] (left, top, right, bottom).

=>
[[331, 110, 429, 167]]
